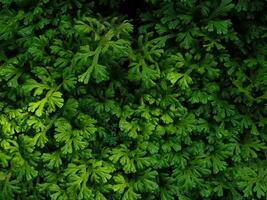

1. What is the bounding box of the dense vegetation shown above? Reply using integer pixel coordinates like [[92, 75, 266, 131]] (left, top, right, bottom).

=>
[[0, 0, 267, 199]]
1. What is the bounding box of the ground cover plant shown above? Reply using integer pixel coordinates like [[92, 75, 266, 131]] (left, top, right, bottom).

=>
[[0, 0, 267, 199]]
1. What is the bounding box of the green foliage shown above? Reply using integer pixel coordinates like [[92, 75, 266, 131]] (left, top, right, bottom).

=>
[[0, 0, 267, 199]]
